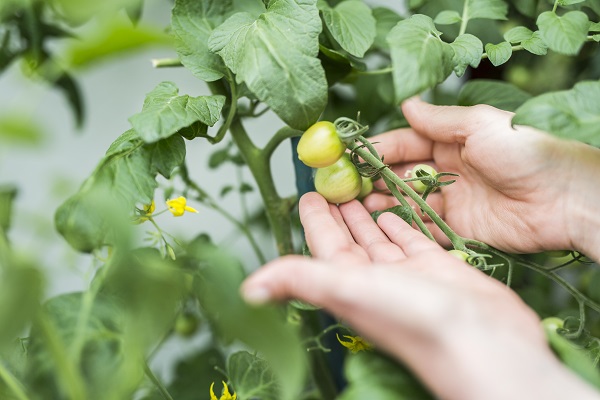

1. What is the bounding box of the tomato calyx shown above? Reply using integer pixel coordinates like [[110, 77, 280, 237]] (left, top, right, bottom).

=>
[[334, 116, 369, 144], [404, 164, 459, 200]]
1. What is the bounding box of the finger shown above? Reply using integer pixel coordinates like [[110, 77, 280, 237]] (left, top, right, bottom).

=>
[[338, 200, 406, 262], [402, 97, 512, 145], [328, 202, 355, 242], [299, 193, 369, 263], [370, 128, 434, 164], [362, 192, 445, 221], [240, 255, 361, 309], [377, 212, 443, 257]]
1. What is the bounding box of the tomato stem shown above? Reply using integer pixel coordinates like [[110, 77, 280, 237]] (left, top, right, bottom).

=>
[[349, 140, 466, 249], [0, 362, 29, 400]]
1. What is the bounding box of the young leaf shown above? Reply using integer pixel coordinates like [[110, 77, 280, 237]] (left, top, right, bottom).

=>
[[0, 113, 44, 145], [228, 351, 280, 400], [465, 0, 508, 21], [450, 34, 483, 77], [129, 82, 225, 143], [434, 10, 462, 25], [319, 0, 376, 58], [589, 22, 600, 32], [208, 0, 327, 130], [513, 81, 600, 146], [503, 26, 534, 43], [537, 11, 589, 55], [372, 7, 403, 50], [458, 79, 531, 112], [171, 0, 231, 82], [521, 31, 548, 55], [387, 15, 454, 103], [484, 41, 512, 66]]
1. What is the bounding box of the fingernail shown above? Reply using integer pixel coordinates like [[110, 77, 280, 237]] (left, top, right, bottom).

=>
[[241, 286, 272, 305]]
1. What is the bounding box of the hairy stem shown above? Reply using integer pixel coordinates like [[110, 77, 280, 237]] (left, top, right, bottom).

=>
[[458, 0, 470, 36], [144, 362, 174, 400], [0, 361, 29, 400], [349, 141, 465, 249], [180, 165, 267, 265], [262, 127, 302, 160]]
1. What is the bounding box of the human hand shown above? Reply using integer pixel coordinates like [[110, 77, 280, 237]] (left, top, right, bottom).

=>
[[363, 98, 600, 258], [241, 193, 597, 400]]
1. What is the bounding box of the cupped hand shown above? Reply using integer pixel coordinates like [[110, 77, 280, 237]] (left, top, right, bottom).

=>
[[364, 98, 599, 254], [240, 193, 583, 400]]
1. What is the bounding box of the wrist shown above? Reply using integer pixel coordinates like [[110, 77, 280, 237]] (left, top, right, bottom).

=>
[[435, 325, 600, 400], [564, 141, 600, 262]]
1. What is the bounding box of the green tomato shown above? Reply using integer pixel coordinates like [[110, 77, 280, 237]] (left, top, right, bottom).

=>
[[175, 313, 200, 337], [411, 164, 437, 193], [297, 121, 346, 168], [542, 317, 564, 334], [448, 249, 469, 261], [315, 155, 362, 204], [357, 176, 374, 201]]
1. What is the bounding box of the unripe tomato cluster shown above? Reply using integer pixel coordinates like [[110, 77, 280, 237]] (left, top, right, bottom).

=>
[[298, 121, 372, 204]]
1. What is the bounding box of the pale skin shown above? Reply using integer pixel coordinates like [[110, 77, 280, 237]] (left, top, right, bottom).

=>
[[241, 99, 600, 400]]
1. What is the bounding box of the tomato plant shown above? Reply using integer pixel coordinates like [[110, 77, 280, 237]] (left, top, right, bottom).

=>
[[1, 0, 600, 399]]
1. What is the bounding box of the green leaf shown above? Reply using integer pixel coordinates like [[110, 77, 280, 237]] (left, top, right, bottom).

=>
[[371, 205, 412, 225], [513, 81, 600, 146], [171, 0, 231, 82], [339, 352, 433, 399], [0, 266, 42, 349], [387, 15, 454, 103], [189, 239, 306, 400], [594, 34, 600, 42], [319, 0, 376, 57], [55, 131, 185, 252], [503, 26, 533, 43], [228, 351, 280, 400], [0, 185, 17, 232], [434, 10, 462, 25], [208, 0, 327, 130], [372, 7, 403, 50], [147, 348, 225, 400], [465, 0, 508, 21], [101, 248, 186, 349], [521, 31, 548, 55], [65, 20, 171, 68], [55, 72, 85, 128], [208, 147, 231, 169], [450, 34, 483, 77], [0, 114, 44, 145], [129, 82, 225, 143], [458, 79, 532, 112], [537, 11, 589, 55], [512, 0, 538, 17], [589, 21, 600, 32], [25, 293, 132, 400], [484, 41, 512, 66], [558, 0, 585, 5]]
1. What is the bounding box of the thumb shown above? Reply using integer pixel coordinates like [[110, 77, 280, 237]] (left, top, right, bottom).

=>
[[401, 97, 511, 144]]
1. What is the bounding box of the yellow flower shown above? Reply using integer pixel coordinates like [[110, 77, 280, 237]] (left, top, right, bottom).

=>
[[143, 200, 156, 215], [132, 200, 156, 224], [336, 333, 372, 353], [210, 381, 237, 400], [166, 196, 198, 217]]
